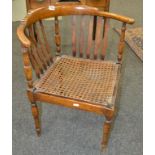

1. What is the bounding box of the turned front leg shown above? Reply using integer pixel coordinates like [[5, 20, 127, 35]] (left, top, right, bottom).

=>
[[31, 102, 41, 136], [101, 117, 113, 149]]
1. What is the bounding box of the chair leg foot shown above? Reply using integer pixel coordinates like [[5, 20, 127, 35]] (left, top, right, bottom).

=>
[[101, 144, 107, 150], [101, 118, 113, 148], [31, 102, 41, 136], [36, 128, 41, 137]]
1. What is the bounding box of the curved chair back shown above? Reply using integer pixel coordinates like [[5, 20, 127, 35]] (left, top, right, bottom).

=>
[[17, 5, 134, 80]]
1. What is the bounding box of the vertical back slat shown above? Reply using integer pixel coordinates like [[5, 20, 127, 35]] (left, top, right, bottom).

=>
[[101, 18, 110, 60], [86, 16, 94, 59], [55, 17, 61, 56], [72, 15, 76, 57], [25, 29, 41, 77], [118, 22, 126, 63], [92, 16, 97, 40], [28, 48, 41, 78], [31, 45, 44, 74], [32, 24, 47, 70], [35, 23, 50, 67], [79, 15, 85, 57], [29, 26, 44, 73], [39, 20, 53, 62], [94, 17, 102, 59]]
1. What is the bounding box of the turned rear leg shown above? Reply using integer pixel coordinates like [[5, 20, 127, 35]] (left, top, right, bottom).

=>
[[101, 116, 113, 150], [31, 102, 41, 136]]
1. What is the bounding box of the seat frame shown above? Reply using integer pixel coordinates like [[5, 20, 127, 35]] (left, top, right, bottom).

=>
[[17, 4, 134, 149]]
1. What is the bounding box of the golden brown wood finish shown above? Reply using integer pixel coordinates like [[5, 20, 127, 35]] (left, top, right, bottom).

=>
[[26, 0, 111, 41], [21, 46, 41, 135], [101, 18, 109, 60], [39, 20, 53, 62], [33, 92, 114, 117], [32, 24, 48, 70], [72, 15, 77, 56], [118, 22, 126, 63], [101, 118, 113, 149], [26, 0, 110, 11], [86, 15, 93, 58], [31, 102, 41, 136], [17, 6, 134, 48], [55, 16, 61, 55], [28, 26, 45, 73], [34, 23, 49, 67], [79, 15, 85, 57], [26, 0, 51, 10], [17, 5, 134, 149], [94, 16, 102, 59], [27, 46, 41, 77], [85, 0, 109, 9], [21, 46, 33, 88], [27, 20, 54, 77]]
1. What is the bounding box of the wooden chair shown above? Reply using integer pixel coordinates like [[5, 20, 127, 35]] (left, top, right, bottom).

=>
[[17, 4, 134, 149]]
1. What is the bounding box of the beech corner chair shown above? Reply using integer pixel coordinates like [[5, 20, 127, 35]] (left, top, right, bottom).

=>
[[17, 5, 134, 149]]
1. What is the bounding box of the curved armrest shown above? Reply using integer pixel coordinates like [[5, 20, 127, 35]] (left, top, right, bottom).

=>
[[100, 12, 135, 24], [17, 23, 31, 47]]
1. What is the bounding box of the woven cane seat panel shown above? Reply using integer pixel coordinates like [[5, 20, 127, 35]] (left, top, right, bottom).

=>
[[34, 56, 119, 108]]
